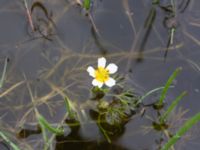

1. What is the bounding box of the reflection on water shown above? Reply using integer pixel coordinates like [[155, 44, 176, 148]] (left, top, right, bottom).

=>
[[0, 0, 200, 150]]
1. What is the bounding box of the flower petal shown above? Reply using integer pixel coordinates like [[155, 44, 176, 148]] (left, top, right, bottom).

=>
[[98, 57, 106, 68], [106, 63, 118, 74], [92, 79, 103, 88], [105, 77, 116, 87], [87, 66, 95, 77]]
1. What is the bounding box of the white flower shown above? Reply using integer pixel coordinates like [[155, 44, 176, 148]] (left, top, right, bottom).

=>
[[87, 57, 118, 88]]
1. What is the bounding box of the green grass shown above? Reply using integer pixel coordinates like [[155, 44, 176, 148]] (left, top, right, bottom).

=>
[[159, 91, 187, 123], [157, 67, 182, 106], [64, 96, 76, 119], [37, 113, 65, 150], [38, 114, 64, 136], [161, 112, 200, 150], [0, 131, 21, 150], [137, 86, 172, 105]]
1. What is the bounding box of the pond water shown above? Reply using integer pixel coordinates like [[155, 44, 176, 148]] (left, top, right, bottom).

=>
[[0, 0, 200, 150]]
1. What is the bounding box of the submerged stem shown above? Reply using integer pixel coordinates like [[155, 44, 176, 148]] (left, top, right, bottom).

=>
[[0, 58, 8, 89]]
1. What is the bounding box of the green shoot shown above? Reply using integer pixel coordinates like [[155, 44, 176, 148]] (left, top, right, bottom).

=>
[[64, 97, 75, 119], [0, 131, 21, 150], [161, 112, 200, 150], [157, 67, 182, 106], [39, 121, 49, 150], [38, 114, 64, 135], [160, 91, 187, 123], [0, 58, 8, 89], [83, 0, 91, 10], [170, 27, 176, 45]]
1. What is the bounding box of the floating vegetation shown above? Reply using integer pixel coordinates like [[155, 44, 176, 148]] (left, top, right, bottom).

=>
[[162, 112, 200, 150], [0, 0, 199, 150]]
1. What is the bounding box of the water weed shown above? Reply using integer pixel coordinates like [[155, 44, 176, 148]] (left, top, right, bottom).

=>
[[0, 0, 199, 149]]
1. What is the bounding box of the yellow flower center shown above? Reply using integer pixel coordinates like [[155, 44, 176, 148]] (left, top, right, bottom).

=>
[[95, 67, 109, 83]]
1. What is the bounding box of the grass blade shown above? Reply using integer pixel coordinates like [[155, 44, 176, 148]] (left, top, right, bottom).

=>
[[161, 112, 200, 150], [160, 91, 187, 123], [0, 58, 8, 89], [23, 0, 34, 31], [64, 97, 75, 119], [39, 121, 49, 150], [0, 131, 21, 150], [158, 67, 182, 106], [38, 114, 64, 135], [137, 86, 174, 105]]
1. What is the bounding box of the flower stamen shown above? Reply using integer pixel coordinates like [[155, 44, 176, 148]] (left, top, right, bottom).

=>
[[95, 67, 109, 82]]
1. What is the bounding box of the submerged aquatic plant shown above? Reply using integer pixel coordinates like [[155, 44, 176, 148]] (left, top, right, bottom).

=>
[[159, 91, 187, 123], [162, 112, 200, 150], [87, 57, 118, 88], [155, 67, 182, 108], [142, 68, 200, 150], [0, 58, 8, 89], [37, 114, 64, 136]]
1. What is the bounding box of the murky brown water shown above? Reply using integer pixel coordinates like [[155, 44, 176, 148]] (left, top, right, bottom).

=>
[[0, 0, 200, 150]]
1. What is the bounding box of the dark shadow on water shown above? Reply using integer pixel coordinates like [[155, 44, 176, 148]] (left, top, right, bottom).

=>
[[136, 6, 156, 62], [55, 105, 134, 150], [0, 142, 10, 150], [56, 140, 130, 150], [55, 117, 129, 150]]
